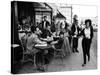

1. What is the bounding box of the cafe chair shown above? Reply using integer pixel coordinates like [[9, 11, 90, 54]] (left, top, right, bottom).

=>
[[53, 40, 64, 64], [33, 47, 49, 72], [20, 36, 38, 70]]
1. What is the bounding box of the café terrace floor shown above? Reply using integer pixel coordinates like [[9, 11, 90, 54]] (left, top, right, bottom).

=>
[[17, 32, 97, 74]]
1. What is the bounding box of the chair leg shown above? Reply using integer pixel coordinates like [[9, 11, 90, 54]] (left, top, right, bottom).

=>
[[31, 54, 38, 72], [61, 56, 63, 64], [34, 55, 36, 68], [54, 51, 55, 57], [21, 54, 25, 65], [42, 55, 46, 71], [60, 52, 63, 64]]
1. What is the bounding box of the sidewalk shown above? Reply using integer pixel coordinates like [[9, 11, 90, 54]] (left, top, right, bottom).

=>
[[47, 36, 97, 72], [18, 32, 97, 73]]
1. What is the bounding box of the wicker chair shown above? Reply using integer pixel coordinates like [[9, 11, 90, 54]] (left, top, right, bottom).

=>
[[53, 39, 64, 64], [20, 36, 38, 69]]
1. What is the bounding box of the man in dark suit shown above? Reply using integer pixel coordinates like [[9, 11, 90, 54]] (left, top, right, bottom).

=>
[[40, 16, 51, 38], [41, 16, 50, 30], [71, 20, 80, 53]]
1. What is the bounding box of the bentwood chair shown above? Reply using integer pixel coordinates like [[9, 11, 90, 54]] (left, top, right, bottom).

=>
[[20, 35, 38, 70], [53, 39, 64, 64]]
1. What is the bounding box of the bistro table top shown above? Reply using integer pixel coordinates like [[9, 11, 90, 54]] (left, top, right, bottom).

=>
[[34, 44, 52, 50], [11, 44, 20, 48]]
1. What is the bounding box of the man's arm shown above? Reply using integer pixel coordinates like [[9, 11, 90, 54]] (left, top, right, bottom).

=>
[[47, 21, 50, 27], [77, 29, 84, 37], [71, 25, 75, 36], [51, 41, 58, 45]]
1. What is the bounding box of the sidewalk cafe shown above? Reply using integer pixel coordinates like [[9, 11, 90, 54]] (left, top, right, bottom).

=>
[[11, 1, 72, 73]]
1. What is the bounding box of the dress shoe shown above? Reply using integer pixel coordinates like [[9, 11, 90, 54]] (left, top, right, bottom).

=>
[[37, 66, 45, 72], [76, 50, 79, 53], [82, 63, 86, 67], [72, 49, 75, 53], [88, 57, 90, 62]]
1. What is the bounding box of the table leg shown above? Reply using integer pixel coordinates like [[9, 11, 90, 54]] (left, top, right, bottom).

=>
[[33, 54, 38, 71]]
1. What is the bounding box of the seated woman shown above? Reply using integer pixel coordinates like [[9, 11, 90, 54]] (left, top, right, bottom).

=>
[[52, 31, 71, 56], [51, 31, 64, 49]]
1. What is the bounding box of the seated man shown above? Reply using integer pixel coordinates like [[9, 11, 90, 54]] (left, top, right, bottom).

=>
[[27, 26, 54, 71], [27, 27, 46, 52], [26, 26, 47, 71]]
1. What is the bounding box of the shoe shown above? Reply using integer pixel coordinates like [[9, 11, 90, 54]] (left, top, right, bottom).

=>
[[76, 50, 79, 53], [72, 48, 75, 53], [88, 57, 90, 62], [82, 63, 86, 67], [73, 51, 75, 53], [72, 49, 75, 53], [37, 66, 45, 72]]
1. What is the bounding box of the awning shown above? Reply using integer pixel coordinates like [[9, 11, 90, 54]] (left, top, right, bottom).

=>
[[33, 2, 52, 12], [55, 10, 66, 19]]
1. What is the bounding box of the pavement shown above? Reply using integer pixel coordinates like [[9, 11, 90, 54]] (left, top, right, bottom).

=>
[[18, 32, 97, 74]]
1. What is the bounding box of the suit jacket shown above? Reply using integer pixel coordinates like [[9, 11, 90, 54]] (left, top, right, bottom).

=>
[[41, 20, 50, 29], [79, 26, 93, 40], [71, 24, 80, 36]]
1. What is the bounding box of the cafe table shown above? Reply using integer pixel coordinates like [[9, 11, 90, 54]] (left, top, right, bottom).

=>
[[33, 43, 53, 70], [34, 43, 52, 51]]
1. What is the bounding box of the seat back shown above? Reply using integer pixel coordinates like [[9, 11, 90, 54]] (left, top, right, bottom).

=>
[[57, 38, 64, 50], [54, 38, 64, 57], [20, 34, 27, 53]]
